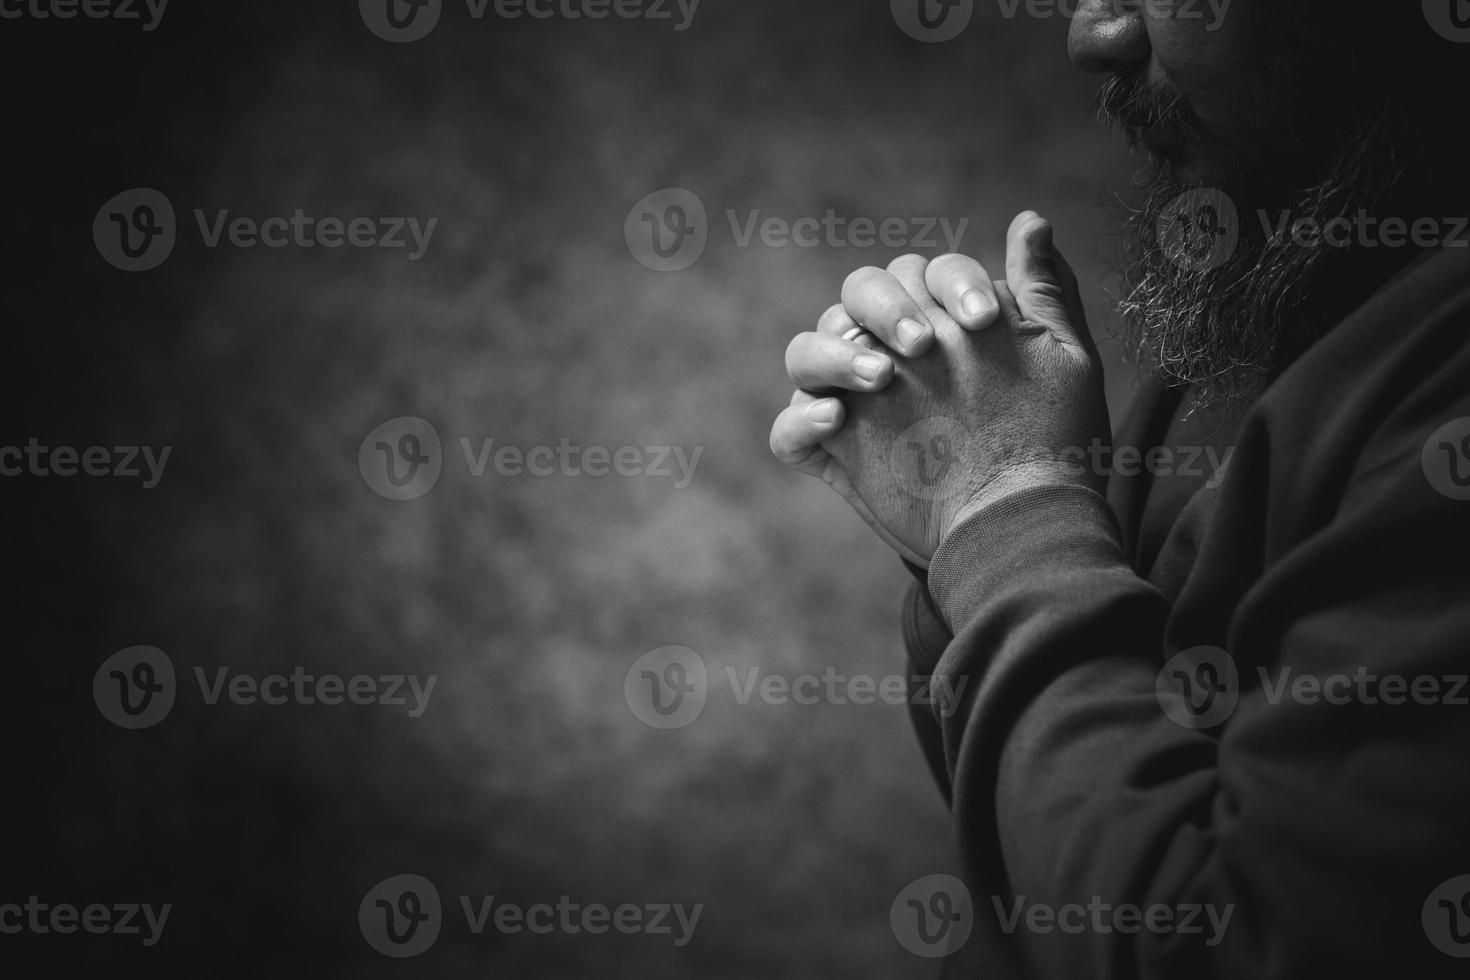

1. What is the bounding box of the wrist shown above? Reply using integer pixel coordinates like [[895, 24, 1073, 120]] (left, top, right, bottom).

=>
[[928, 483, 1122, 632], [938, 462, 1103, 545]]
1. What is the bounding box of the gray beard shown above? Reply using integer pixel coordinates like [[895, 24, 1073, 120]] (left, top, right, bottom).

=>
[[1114, 111, 1400, 414]]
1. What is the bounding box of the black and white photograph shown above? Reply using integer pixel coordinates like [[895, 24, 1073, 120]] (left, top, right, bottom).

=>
[[5, 1, 1470, 976]]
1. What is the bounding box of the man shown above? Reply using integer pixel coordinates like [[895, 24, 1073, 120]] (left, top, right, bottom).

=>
[[771, 2, 1470, 977]]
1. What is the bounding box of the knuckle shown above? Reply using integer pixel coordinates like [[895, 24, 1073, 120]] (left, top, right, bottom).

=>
[[887, 252, 927, 274], [871, 294, 909, 324], [1015, 209, 1043, 229], [1030, 280, 1066, 303], [784, 333, 814, 374], [842, 265, 883, 295], [929, 252, 964, 275], [769, 415, 798, 457]]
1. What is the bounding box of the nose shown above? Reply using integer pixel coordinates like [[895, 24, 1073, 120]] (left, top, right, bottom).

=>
[[1068, 0, 1149, 74]]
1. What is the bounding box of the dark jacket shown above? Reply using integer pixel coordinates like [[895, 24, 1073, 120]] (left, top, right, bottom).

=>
[[903, 244, 1470, 978]]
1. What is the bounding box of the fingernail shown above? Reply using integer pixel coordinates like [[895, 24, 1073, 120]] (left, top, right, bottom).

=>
[[897, 317, 928, 353], [961, 290, 990, 322], [807, 399, 838, 423], [852, 354, 887, 382]]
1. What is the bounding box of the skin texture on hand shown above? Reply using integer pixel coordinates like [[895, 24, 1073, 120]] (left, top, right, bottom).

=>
[[781, 214, 1111, 567], [823, 288, 1104, 565]]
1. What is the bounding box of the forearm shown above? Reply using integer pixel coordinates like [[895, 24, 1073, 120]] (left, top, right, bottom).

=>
[[922, 485, 1430, 978]]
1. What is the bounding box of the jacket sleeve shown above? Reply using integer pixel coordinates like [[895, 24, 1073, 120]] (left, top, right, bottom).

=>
[[921, 392, 1470, 976], [903, 572, 956, 807]]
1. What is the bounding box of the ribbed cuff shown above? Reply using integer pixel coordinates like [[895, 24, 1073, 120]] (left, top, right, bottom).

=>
[[928, 485, 1123, 633]]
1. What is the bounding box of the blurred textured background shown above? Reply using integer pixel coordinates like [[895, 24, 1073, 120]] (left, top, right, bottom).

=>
[[5, 1, 1135, 975]]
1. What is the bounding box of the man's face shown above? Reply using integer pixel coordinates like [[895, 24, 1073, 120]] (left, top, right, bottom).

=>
[[1073, 0, 1395, 410], [1074, 0, 1326, 194]]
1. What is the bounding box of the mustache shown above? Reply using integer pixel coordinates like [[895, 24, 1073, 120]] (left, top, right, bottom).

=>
[[1095, 72, 1200, 146], [1112, 101, 1399, 414]]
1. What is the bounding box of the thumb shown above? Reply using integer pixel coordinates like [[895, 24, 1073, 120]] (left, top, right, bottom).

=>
[[1004, 211, 1094, 355]]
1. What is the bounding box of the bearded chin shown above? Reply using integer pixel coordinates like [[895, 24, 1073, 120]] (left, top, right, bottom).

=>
[[1115, 111, 1399, 416]]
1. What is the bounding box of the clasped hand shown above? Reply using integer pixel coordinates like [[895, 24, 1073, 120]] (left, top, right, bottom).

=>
[[770, 212, 1110, 567]]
